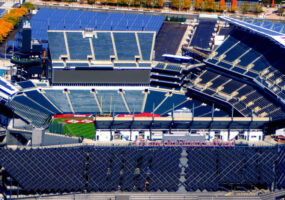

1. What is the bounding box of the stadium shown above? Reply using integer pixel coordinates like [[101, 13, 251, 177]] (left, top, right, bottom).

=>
[[0, 0, 284, 199]]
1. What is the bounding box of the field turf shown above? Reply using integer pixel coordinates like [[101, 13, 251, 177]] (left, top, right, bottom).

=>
[[51, 117, 95, 139]]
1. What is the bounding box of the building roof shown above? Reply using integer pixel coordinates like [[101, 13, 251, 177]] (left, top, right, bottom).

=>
[[219, 16, 285, 48]]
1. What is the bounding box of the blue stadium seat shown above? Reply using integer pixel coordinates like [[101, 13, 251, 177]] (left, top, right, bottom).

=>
[[44, 90, 72, 113], [25, 90, 60, 114], [92, 32, 114, 61], [123, 90, 145, 113], [69, 90, 100, 113], [144, 90, 167, 113], [17, 81, 35, 89], [155, 94, 187, 115], [137, 33, 154, 61], [66, 32, 91, 60], [113, 32, 139, 61], [47, 32, 67, 60], [96, 90, 127, 113]]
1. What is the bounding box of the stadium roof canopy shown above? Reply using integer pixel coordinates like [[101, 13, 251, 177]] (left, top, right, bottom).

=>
[[94, 116, 270, 130], [219, 16, 285, 48]]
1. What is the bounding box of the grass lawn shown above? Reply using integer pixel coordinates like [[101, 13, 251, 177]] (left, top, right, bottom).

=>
[[51, 117, 95, 139]]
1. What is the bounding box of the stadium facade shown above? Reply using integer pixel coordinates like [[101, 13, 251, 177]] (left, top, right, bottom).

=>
[[0, 5, 284, 200]]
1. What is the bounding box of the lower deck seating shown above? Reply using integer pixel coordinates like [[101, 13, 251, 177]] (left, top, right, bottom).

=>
[[144, 90, 167, 113], [69, 90, 100, 113], [155, 93, 187, 115], [96, 90, 127, 113], [8, 100, 50, 127], [43, 90, 72, 113], [123, 90, 145, 113], [25, 90, 60, 114]]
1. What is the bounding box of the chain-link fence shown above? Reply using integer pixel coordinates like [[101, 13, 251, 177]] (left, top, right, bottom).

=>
[[0, 145, 284, 195]]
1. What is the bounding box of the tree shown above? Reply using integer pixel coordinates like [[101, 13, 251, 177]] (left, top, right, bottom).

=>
[[251, 3, 263, 13], [87, 0, 96, 4], [157, 0, 165, 7], [118, 0, 128, 5], [229, 0, 237, 12], [201, 0, 208, 10], [145, 0, 152, 7], [207, 0, 215, 11], [107, 0, 117, 4], [0, 8, 27, 42], [229, 4, 237, 12], [21, 2, 35, 10], [183, 0, 191, 9], [277, 7, 284, 16], [171, 0, 180, 9], [219, 0, 226, 11], [194, 0, 202, 10], [240, 1, 250, 13], [131, 0, 141, 6]]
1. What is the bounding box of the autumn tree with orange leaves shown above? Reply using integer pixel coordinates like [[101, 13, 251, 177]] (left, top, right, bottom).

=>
[[194, 0, 202, 9], [0, 7, 28, 42]]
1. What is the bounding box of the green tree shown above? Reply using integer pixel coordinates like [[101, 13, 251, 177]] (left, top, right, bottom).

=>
[[277, 7, 284, 16], [87, 0, 96, 4], [201, 0, 208, 10], [146, 0, 152, 7], [194, 0, 202, 10], [171, 0, 180, 9], [251, 3, 263, 13], [157, 0, 165, 7], [118, 0, 128, 5], [21, 2, 35, 10], [183, 0, 191, 9], [131, 0, 141, 6], [107, 0, 117, 5], [240, 1, 250, 13]]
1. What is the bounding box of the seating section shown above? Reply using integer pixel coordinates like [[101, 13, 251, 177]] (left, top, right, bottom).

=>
[[48, 31, 155, 64], [47, 32, 67, 60], [66, 63, 89, 68], [31, 8, 164, 41], [155, 93, 187, 115], [190, 69, 285, 118], [137, 33, 154, 61], [69, 90, 100, 113], [144, 90, 167, 113], [208, 29, 285, 103], [66, 32, 92, 60], [113, 32, 139, 61], [0, 78, 18, 99], [96, 90, 127, 113], [8, 95, 52, 127], [190, 19, 216, 49], [7, 99, 50, 127], [25, 90, 60, 114], [114, 63, 137, 67], [92, 32, 114, 60], [43, 90, 72, 113], [17, 81, 35, 89], [123, 90, 145, 113]]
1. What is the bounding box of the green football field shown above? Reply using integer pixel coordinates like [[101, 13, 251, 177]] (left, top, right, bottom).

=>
[[50, 117, 95, 139]]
